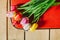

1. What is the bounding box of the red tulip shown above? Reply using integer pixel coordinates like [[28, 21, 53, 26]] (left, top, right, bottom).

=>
[[12, 17, 23, 28], [15, 23, 23, 28], [12, 18, 17, 25], [13, 12, 22, 21], [12, 18, 23, 28]]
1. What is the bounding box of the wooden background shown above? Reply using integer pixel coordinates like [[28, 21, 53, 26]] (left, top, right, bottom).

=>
[[0, 0, 60, 40]]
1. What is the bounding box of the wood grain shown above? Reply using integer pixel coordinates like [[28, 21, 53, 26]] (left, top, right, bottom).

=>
[[25, 30, 49, 40], [0, 0, 7, 40], [50, 29, 60, 40], [8, 0, 24, 40], [0, 0, 60, 40], [8, 18, 24, 40]]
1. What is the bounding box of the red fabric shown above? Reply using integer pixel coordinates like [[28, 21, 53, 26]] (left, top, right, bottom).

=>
[[38, 5, 60, 28], [11, 0, 60, 28], [11, 0, 30, 5]]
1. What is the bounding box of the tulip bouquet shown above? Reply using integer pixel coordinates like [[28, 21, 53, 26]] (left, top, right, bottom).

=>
[[7, 0, 56, 32]]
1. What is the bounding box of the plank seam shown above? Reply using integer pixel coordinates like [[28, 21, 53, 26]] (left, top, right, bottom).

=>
[[49, 29, 50, 40]]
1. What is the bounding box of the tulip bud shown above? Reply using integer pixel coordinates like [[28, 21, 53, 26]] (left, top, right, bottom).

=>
[[11, 5, 16, 11], [20, 17, 29, 25], [12, 18, 17, 25], [7, 11, 14, 18], [29, 23, 38, 32], [23, 23, 31, 31], [13, 12, 22, 21], [15, 23, 23, 28]]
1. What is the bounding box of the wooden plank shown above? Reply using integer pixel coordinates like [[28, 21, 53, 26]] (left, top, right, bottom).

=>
[[8, 18, 24, 40], [26, 29, 49, 40], [50, 29, 60, 40], [0, 0, 7, 40], [8, 0, 24, 40]]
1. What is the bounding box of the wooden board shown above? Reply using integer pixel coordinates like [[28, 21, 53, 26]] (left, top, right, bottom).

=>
[[0, 0, 7, 40], [26, 30, 49, 40], [7, 0, 24, 40], [0, 0, 60, 40], [50, 29, 60, 40], [8, 18, 24, 40]]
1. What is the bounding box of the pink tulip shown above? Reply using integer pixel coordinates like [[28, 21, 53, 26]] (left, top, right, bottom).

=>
[[11, 5, 16, 11], [20, 17, 30, 30], [20, 17, 29, 25]]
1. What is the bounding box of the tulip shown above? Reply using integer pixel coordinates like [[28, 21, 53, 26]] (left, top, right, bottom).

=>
[[15, 23, 23, 28], [7, 11, 15, 18], [29, 23, 38, 32], [11, 5, 17, 11], [13, 13, 22, 21], [12, 17, 17, 25], [23, 23, 31, 31], [7, 11, 17, 18], [20, 17, 29, 25], [12, 16, 23, 28], [20, 17, 30, 30]]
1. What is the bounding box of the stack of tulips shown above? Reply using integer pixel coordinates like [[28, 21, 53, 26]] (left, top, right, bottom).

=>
[[7, 5, 38, 32], [7, 0, 56, 32]]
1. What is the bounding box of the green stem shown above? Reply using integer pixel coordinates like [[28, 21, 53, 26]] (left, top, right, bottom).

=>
[[31, 15, 40, 23], [21, 1, 31, 7], [28, 0, 49, 18], [34, 4, 48, 18], [21, 0, 36, 7], [32, 0, 55, 23]]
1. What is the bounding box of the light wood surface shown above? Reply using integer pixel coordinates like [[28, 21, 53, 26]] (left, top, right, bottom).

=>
[[0, 0, 7, 40], [0, 0, 60, 40], [8, 0, 24, 40], [26, 30, 49, 40], [8, 18, 24, 40], [50, 29, 60, 40]]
